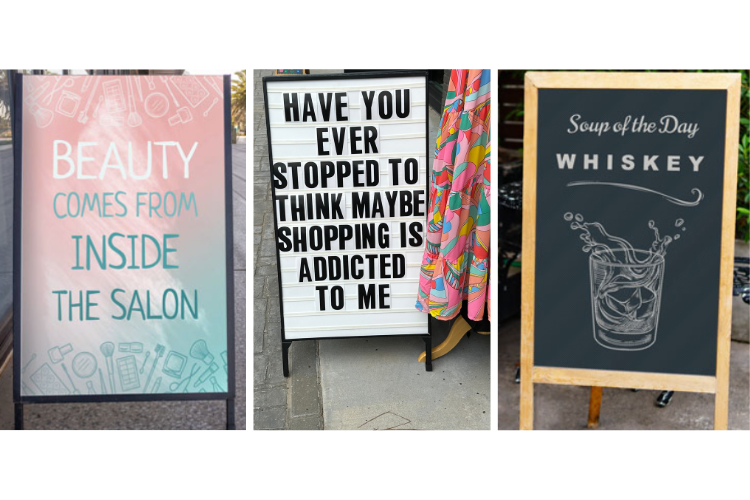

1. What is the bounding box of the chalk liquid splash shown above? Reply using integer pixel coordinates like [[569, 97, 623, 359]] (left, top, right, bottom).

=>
[[564, 213, 686, 351]]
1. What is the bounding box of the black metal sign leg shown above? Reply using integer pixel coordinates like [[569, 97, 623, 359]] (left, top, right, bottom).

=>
[[226, 398, 236, 430], [14, 403, 23, 430], [423, 336, 432, 372], [282, 341, 291, 377]]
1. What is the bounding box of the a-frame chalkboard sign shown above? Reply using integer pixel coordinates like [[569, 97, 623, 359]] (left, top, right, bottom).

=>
[[520, 72, 741, 430]]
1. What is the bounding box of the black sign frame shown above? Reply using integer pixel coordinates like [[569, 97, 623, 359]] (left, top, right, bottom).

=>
[[262, 71, 433, 376], [11, 74, 237, 430]]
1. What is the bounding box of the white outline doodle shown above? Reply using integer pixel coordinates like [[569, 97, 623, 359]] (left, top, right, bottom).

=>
[[566, 181, 704, 207]]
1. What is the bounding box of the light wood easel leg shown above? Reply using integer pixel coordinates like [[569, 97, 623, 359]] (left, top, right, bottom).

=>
[[418, 315, 472, 363], [714, 340, 730, 430], [519, 368, 533, 430], [519, 341, 534, 429], [587, 387, 603, 429]]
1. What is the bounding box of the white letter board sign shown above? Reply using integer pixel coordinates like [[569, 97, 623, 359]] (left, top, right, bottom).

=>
[[262, 71, 431, 352]]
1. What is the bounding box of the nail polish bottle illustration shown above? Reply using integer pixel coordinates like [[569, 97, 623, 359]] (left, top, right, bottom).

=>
[[48, 343, 73, 364], [168, 107, 192, 126]]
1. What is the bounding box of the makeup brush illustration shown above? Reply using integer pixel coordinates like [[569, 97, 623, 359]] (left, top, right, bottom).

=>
[[61, 363, 81, 395], [144, 344, 165, 392], [209, 376, 224, 393], [151, 377, 162, 394], [100, 342, 116, 393], [98, 368, 107, 395], [195, 362, 218, 388], [189, 340, 214, 365], [140, 351, 151, 374]]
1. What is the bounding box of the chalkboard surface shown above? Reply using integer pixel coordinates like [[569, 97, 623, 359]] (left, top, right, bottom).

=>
[[534, 88, 727, 376]]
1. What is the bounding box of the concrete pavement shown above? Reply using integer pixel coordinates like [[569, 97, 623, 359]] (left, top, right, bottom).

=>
[[320, 322, 490, 430]]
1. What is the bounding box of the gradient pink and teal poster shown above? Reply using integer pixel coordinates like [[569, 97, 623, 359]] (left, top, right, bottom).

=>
[[19, 75, 229, 397]]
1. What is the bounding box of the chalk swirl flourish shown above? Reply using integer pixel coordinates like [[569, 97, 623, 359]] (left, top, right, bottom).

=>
[[566, 181, 703, 207]]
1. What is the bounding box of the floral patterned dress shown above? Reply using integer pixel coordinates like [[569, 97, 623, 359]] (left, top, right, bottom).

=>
[[416, 70, 491, 321]]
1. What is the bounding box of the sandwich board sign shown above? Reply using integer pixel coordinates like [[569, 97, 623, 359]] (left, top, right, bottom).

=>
[[263, 71, 431, 375], [13, 74, 235, 429], [520, 72, 741, 429]]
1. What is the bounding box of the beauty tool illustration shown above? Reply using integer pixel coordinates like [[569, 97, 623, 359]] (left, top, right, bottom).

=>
[[77, 78, 100, 123], [162, 350, 187, 378], [78, 78, 99, 124], [151, 377, 162, 394], [160, 76, 180, 106], [116, 356, 140, 391], [209, 376, 224, 392], [195, 363, 218, 387], [168, 107, 192, 126], [61, 363, 81, 395], [204, 97, 219, 116], [190, 340, 214, 365], [100, 342, 116, 393], [30, 363, 70, 396], [72, 352, 98, 379], [43, 77, 74, 105], [92, 96, 104, 119], [144, 92, 169, 118], [203, 76, 222, 97], [98, 368, 108, 395], [48, 343, 73, 364], [151, 377, 162, 393], [29, 102, 54, 128], [143, 344, 165, 392], [81, 77, 94, 93], [135, 77, 144, 101], [140, 351, 151, 374], [170, 75, 208, 108], [170, 363, 200, 393], [126, 77, 143, 127], [102, 79, 127, 114], [118, 342, 143, 353], [24, 81, 49, 104], [55, 91, 81, 118]]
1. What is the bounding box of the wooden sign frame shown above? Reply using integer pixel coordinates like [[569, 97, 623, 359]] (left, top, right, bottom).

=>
[[520, 72, 741, 430]]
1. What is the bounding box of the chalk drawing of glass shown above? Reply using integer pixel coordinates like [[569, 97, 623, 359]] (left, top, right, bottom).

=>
[[589, 248, 665, 351]]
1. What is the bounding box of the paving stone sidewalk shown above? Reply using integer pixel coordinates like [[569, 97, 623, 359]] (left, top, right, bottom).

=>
[[498, 317, 750, 430], [253, 70, 323, 430]]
